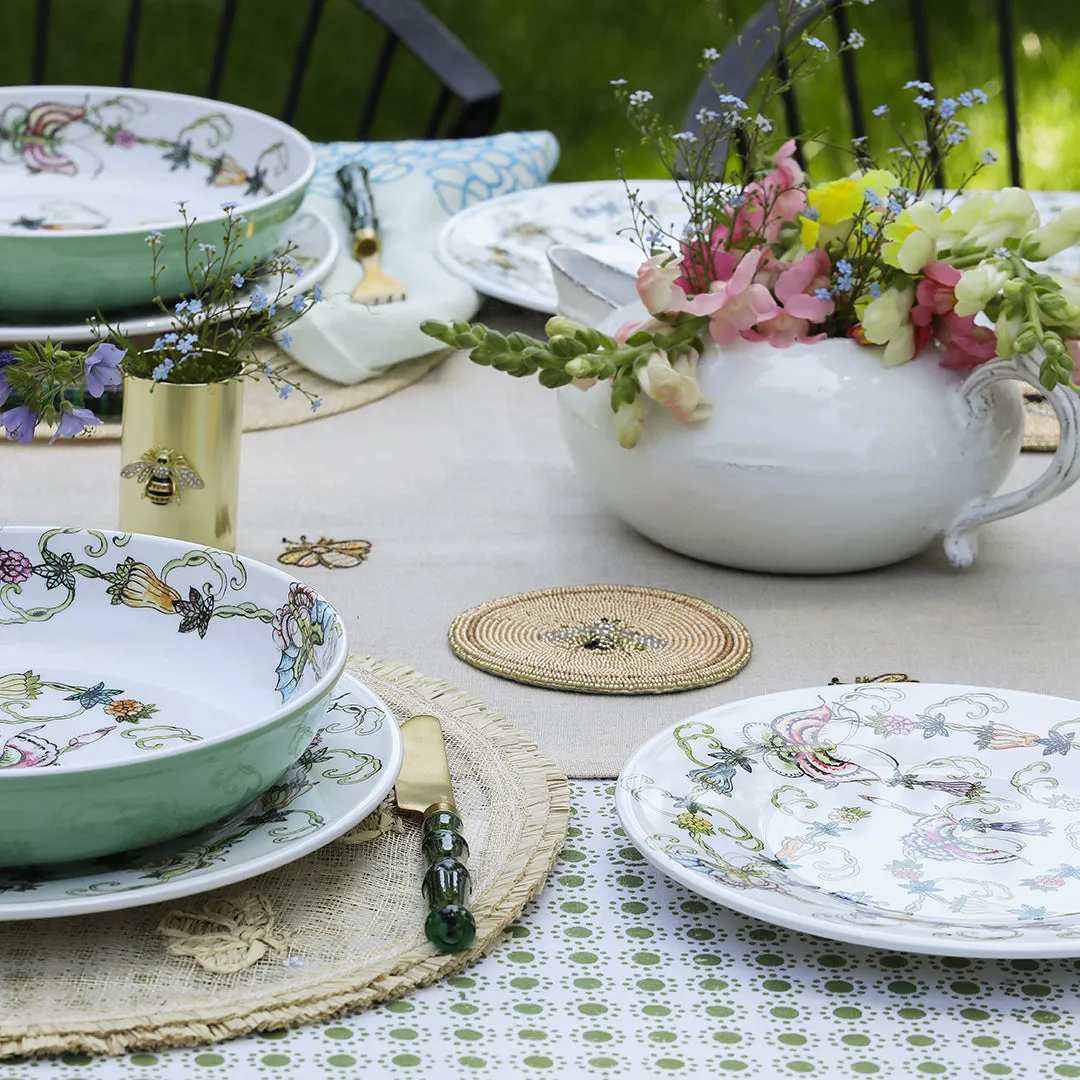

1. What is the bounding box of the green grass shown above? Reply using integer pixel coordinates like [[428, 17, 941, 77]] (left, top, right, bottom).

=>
[[3, 0, 1080, 188]]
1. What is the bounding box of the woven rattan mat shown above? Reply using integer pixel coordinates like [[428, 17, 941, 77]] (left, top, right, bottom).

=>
[[449, 584, 753, 694], [0, 655, 569, 1059], [1023, 391, 1059, 452]]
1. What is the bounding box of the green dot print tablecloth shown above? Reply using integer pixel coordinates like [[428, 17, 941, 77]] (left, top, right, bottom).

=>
[[4, 783, 1080, 1079]]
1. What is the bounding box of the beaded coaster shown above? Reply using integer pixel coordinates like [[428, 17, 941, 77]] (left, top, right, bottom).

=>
[[448, 584, 752, 695]]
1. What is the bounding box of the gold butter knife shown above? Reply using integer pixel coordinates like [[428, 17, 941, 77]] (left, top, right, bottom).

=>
[[395, 714, 476, 952]]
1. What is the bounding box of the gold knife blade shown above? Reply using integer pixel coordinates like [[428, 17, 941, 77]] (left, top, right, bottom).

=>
[[396, 714, 456, 816], [396, 715, 476, 952]]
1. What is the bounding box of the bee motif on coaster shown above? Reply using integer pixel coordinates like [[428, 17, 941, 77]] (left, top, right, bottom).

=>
[[120, 448, 205, 506], [278, 535, 372, 570]]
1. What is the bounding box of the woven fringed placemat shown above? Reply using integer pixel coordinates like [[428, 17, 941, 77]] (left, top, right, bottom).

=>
[[449, 584, 753, 694], [0, 655, 569, 1059]]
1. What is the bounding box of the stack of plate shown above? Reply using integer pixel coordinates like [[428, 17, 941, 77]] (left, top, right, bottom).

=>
[[0, 526, 401, 921], [0, 86, 338, 345]]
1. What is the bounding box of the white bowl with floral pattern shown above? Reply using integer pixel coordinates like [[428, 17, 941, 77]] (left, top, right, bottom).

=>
[[0, 526, 349, 865], [0, 86, 315, 316]]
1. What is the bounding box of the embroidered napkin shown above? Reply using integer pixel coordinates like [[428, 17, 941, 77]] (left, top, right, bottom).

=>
[[282, 132, 559, 385]]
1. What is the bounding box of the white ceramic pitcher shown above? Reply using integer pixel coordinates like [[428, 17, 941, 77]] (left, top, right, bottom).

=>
[[547, 246, 1080, 574]]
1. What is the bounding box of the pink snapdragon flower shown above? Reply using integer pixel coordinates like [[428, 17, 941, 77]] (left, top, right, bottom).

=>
[[911, 261, 961, 327], [743, 249, 834, 346], [636, 254, 691, 315], [675, 140, 806, 295], [681, 249, 781, 345], [937, 311, 998, 372]]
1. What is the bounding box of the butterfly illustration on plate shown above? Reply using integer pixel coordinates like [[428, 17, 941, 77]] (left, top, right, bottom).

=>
[[120, 447, 204, 506], [277, 535, 372, 570]]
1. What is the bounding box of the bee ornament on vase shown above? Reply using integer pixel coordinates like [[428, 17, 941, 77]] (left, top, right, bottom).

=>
[[120, 447, 204, 507]]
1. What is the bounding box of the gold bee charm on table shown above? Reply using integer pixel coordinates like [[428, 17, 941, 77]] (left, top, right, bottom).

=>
[[120, 448, 205, 507], [277, 536, 372, 570]]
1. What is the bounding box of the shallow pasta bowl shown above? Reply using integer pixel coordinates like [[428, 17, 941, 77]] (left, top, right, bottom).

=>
[[0, 526, 348, 865], [0, 86, 315, 317]]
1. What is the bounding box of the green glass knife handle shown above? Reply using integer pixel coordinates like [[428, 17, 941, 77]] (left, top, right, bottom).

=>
[[420, 808, 476, 952]]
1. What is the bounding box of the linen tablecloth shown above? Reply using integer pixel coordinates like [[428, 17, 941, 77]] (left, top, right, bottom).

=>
[[6, 304, 1079, 778]]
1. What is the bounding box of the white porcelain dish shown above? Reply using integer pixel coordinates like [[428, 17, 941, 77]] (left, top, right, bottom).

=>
[[618, 681, 1080, 957], [436, 179, 687, 312]]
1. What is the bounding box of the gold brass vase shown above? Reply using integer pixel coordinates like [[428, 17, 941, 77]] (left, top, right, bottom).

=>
[[118, 375, 244, 551]]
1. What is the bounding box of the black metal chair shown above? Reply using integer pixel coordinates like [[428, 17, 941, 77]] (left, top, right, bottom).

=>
[[684, 0, 1021, 188], [19, 0, 501, 140]]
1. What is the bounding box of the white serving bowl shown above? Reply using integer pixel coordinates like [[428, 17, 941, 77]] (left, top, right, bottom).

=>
[[0, 527, 347, 865], [0, 86, 316, 316]]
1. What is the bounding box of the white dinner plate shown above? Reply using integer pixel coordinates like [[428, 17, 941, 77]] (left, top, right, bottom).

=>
[[436, 179, 688, 312], [0, 205, 338, 346], [617, 681, 1080, 958], [0, 671, 401, 919]]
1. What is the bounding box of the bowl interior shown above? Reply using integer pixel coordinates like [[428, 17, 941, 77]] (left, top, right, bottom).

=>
[[0, 528, 345, 773], [0, 86, 313, 237]]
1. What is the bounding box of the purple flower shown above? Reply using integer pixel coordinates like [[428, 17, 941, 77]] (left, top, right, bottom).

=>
[[83, 342, 125, 397], [49, 406, 102, 445], [0, 549, 33, 585], [2, 405, 37, 444], [114, 128, 137, 148], [882, 715, 915, 736]]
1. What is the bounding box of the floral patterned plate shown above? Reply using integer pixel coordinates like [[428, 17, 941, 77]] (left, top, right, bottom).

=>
[[617, 682, 1080, 958], [0, 526, 348, 865], [0, 206, 337, 345], [436, 179, 687, 312], [0, 671, 401, 920], [0, 86, 315, 315]]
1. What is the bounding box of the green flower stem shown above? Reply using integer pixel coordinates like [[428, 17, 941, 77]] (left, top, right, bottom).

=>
[[421, 314, 711, 413]]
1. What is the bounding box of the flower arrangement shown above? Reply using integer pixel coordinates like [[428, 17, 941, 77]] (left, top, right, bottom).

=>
[[0, 202, 322, 445], [423, 0, 1080, 448]]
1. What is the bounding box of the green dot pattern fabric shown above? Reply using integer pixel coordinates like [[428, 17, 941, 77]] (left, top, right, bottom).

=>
[[3, 782, 1080, 1078]]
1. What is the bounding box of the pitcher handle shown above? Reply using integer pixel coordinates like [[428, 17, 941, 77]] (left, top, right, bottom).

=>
[[943, 354, 1080, 567]]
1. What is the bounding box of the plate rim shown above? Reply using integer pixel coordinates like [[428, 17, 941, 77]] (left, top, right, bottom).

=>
[[0, 204, 339, 346], [435, 178, 681, 313], [0, 670, 402, 920], [616, 681, 1080, 958]]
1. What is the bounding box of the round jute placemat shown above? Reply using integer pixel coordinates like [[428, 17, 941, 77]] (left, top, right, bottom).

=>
[[0, 655, 569, 1059], [31, 349, 451, 442], [449, 584, 753, 695]]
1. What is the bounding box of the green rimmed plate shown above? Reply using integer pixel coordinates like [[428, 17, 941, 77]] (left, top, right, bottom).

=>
[[0, 672, 402, 920]]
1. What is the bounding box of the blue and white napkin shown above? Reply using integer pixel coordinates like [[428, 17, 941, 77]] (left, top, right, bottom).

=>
[[282, 132, 559, 385]]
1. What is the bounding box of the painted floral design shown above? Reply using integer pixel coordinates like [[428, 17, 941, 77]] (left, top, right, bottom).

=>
[[0, 669, 171, 768], [103, 558, 181, 613], [0, 671, 41, 700], [0, 101, 86, 174], [271, 583, 341, 702], [174, 587, 215, 637], [0, 95, 290, 192], [0, 693, 387, 905], [104, 699, 158, 722], [0, 529, 342, 745], [624, 683, 1080, 943], [0, 549, 32, 585]]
